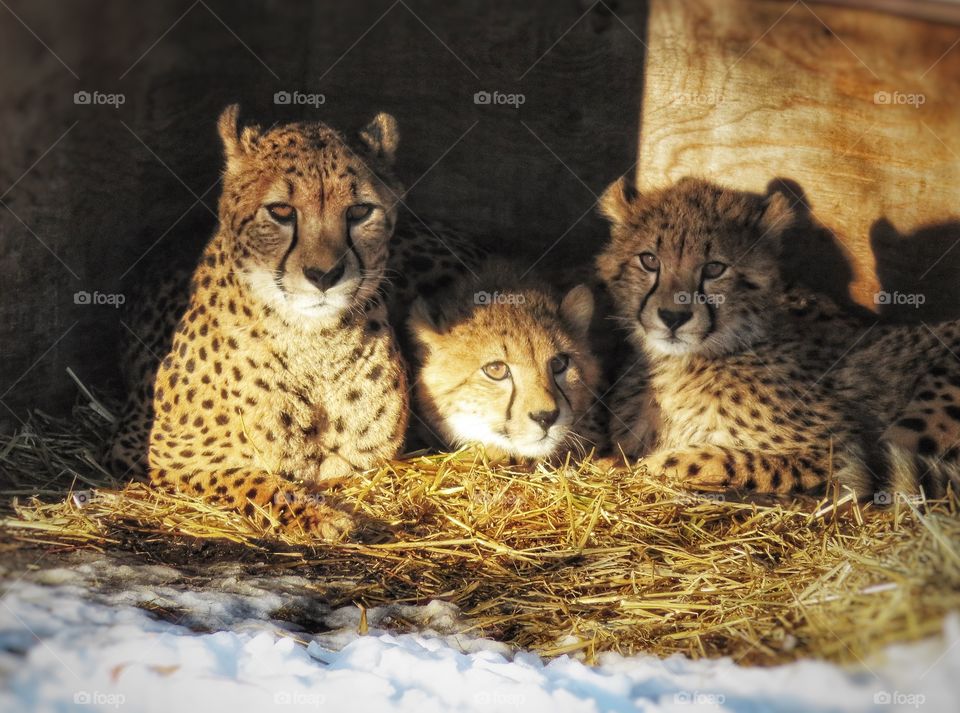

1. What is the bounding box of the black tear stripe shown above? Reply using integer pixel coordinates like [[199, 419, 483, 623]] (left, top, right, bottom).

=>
[[505, 381, 517, 423], [276, 219, 299, 291], [638, 269, 660, 320], [556, 382, 573, 414], [345, 225, 365, 274], [697, 274, 716, 337]]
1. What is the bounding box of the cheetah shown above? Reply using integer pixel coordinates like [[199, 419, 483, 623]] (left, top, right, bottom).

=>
[[597, 176, 960, 499], [407, 260, 605, 462], [108, 105, 412, 538]]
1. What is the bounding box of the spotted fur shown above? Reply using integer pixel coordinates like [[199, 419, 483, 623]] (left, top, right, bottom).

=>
[[108, 105, 412, 539], [598, 177, 960, 499], [407, 260, 604, 462]]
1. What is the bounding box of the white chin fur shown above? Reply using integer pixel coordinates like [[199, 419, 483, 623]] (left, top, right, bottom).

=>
[[445, 413, 568, 459], [245, 269, 361, 324], [645, 331, 699, 356]]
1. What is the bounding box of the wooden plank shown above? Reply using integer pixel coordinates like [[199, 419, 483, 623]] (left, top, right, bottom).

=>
[[637, 0, 960, 320]]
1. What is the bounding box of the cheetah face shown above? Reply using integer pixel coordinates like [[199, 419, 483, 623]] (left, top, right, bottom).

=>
[[409, 276, 599, 459], [596, 177, 795, 358], [216, 106, 403, 325]]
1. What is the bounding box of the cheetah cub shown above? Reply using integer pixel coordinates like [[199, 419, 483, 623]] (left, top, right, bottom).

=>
[[109, 105, 410, 538], [599, 177, 960, 499], [599, 178, 873, 496], [407, 261, 605, 462]]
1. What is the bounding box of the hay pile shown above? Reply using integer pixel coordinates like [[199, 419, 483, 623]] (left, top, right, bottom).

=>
[[2, 395, 959, 665]]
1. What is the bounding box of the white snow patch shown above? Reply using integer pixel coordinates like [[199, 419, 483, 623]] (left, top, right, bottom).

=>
[[0, 578, 957, 712]]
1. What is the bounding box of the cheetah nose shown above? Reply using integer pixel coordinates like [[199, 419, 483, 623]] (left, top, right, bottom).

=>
[[529, 409, 559, 430], [303, 262, 346, 291], [657, 308, 693, 331]]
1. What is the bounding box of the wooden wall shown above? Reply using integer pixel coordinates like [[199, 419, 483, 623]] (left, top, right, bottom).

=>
[[638, 0, 960, 320], [3, 0, 957, 433], [0, 0, 647, 431]]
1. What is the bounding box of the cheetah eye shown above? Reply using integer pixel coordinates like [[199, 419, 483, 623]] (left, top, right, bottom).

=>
[[482, 361, 510, 381], [703, 261, 727, 279], [637, 252, 660, 271], [550, 354, 570, 375], [346, 204, 373, 222], [266, 203, 295, 224]]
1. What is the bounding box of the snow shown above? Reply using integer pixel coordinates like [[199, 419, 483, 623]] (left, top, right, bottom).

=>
[[1, 568, 957, 713]]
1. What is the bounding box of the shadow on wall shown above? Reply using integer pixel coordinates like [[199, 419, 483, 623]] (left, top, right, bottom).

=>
[[767, 178, 960, 324], [870, 218, 960, 323], [769, 178, 863, 316]]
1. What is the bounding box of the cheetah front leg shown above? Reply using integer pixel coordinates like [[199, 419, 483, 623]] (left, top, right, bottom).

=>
[[643, 445, 862, 495], [608, 369, 660, 460], [150, 467, 354, 541], [882, 365, 960, 498]]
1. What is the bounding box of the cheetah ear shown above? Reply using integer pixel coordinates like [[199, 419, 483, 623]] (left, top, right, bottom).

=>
[[758, 192, 795, 245], [358, 112, 400, 166], [217, 104, 261, 166], [217, 104, 243, 163], [560, 284, 594, 338], [407, 297, 443, 354], [598, 175, 639, 225]]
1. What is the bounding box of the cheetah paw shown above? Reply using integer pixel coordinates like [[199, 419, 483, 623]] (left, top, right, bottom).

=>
[[282, 502, 356, 542]]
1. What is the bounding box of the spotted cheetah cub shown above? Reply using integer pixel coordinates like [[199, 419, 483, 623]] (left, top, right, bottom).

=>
[[599, 177, 960, 499], [599, 178, 871, 496], [407, 261, 604, 462], [109, 105, 410, 538]]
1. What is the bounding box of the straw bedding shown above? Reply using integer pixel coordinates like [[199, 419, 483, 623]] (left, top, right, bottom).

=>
[[2, 389, 958, 665]]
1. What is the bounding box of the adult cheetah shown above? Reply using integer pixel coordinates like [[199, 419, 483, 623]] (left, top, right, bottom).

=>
[[109, 105, 412, 538]]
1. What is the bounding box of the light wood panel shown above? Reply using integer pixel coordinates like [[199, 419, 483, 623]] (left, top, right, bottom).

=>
[[638, 0, 960, 319]]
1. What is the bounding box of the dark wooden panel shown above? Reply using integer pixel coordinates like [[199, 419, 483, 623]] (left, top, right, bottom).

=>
[[0, 0, 646, 430]]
